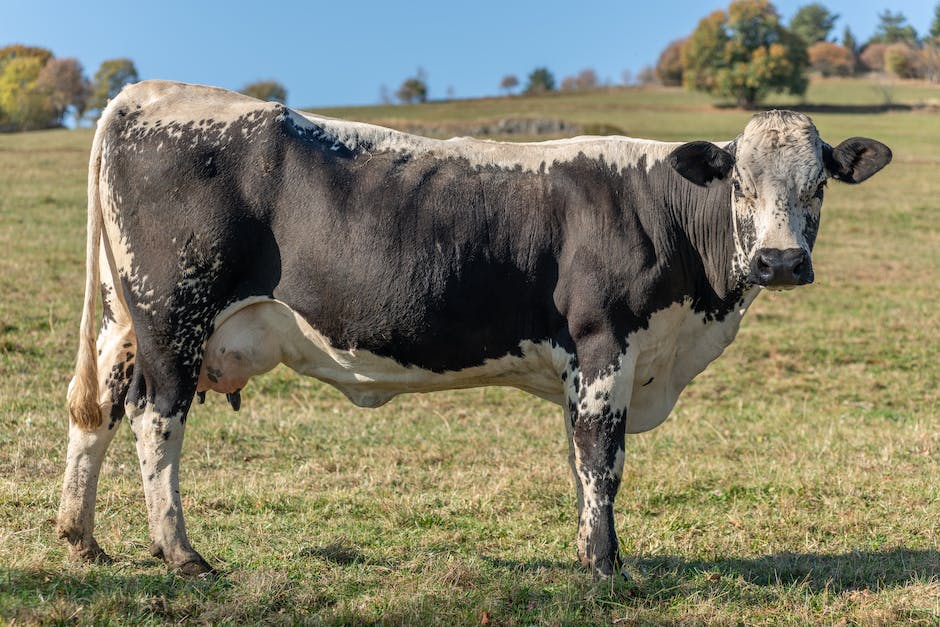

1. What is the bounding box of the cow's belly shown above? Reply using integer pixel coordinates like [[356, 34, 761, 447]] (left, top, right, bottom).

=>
[[623, 298, 753, 433], [197, 298, 570, 407]]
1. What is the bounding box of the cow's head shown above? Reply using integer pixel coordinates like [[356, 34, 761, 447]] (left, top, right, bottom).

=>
[[668, 110, 892, 289]]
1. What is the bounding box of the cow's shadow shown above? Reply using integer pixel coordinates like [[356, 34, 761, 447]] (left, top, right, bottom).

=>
[[629, 548, 940, 593], [4, 547, 935, 621], [481, 547, 940, 594]]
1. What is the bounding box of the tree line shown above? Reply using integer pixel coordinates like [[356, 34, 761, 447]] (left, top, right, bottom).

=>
[[402, 2, 940, 109], [653, 1, 940, 106]]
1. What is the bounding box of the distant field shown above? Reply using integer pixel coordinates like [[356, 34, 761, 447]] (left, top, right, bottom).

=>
[[0, 78, 937, 624]]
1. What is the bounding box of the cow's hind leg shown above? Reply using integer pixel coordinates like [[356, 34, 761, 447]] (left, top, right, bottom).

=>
[[125, 349, 214, 577], [58, 275, 136, 562]]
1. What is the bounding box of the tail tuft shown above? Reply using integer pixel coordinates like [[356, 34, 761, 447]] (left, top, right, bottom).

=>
[[67, 336, 102, 430]]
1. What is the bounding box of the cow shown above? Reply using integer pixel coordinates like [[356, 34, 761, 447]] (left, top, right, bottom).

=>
[[57, 80, 891, 578]]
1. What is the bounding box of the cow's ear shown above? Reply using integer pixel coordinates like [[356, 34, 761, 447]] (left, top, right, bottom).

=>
[[824, 138, 892, 184], [668, 141, 735, 187]]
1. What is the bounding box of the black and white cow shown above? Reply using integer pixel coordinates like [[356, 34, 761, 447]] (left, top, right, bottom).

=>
[[58, 80, 891, 578]]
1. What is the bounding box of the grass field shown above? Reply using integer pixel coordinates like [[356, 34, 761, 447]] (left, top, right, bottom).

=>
[[0, 79, 938, 624]]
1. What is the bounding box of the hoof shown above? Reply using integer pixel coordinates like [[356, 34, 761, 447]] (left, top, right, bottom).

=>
[[226, 390, 241, 412], [580, 551, 624, 579], [68, 540, 113, 564], [172, 556, 217, 579], [578, 551, 592, 570], [59, 532, 114, 564]]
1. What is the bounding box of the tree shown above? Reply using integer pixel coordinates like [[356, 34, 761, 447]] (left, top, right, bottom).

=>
[[0, 47, 91, 131], [655, 38, 686, 86], [932, 2, 940, 39], [560, 68, 598, 92], [36, 58, 90, 124], [396, 68, 428, 104], [0, 56, 53, 131], [523, 67, 555, 95], [0, 45, 55, 130], [88, 59, 138, 116], [790, 3, 838, 45], [499, 74, 519, 95], [869, 10, 917, 45], [920, 41, 940, 82], [682, 0, 809, 108], [842, 26, 858, 55], [636, 66, 657, 85], [0, 44, 53, 68], [241, 80, 287, 103], [924, 3, 940, 83], [808, 41, 854, 76]]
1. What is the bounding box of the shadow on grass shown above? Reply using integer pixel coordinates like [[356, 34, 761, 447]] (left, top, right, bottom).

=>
[[632, 548, 940, 594], [479, 548, 940, 594], [716, 102, 915, 114], [295, 540, 400, 568], [0, 567, 231, 621], [479, 555, 577, 573], [3, 548, 935, 622]]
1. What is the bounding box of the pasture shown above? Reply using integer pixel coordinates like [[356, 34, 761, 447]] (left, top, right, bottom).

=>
[[1, 78, 938, 624]]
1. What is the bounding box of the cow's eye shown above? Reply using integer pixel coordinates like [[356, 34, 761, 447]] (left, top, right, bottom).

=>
[[813, 181, 826, 200]]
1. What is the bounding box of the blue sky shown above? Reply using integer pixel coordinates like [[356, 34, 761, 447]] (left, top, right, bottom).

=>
[[4, 1, 936, 108]]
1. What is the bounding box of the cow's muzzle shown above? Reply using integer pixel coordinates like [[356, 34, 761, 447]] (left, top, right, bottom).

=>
[[749, 248, 813, 288]]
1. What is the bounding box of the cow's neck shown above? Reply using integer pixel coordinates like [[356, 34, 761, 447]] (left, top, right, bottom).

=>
[[664, 175, 746, 314]]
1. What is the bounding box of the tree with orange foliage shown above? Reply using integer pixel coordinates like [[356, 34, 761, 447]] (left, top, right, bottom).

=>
[[808, 41, 855, 77], [655, 39, 686, 86]]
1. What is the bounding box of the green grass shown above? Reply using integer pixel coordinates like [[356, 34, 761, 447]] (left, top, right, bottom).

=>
[[1, 78, 938, 624]]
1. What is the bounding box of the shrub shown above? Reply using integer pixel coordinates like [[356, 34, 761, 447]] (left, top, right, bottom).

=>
[[884, 43, 920, 79], [808, 41, 855, 77], [859, 43, 887, 72]]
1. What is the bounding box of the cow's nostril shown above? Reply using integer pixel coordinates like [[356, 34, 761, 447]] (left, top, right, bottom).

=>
[[792, 261, 804, 276]]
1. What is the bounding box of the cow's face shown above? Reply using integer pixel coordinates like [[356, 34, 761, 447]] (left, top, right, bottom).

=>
[[669, 111, 892, 289]]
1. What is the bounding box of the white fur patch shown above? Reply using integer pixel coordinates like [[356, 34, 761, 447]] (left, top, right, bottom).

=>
[[290, 105, 683, 174], [731, 111, 826, 260], [199, 298, 572, 407], [624, 293, 759, 433], [108, 80, 686, 179]]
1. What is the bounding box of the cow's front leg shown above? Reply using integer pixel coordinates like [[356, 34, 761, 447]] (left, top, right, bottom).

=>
[[565, 359, 631, 578], [127, 378, 213, 577]]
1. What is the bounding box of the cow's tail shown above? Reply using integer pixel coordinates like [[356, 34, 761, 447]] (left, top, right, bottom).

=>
[[67, 126, 106, 431]]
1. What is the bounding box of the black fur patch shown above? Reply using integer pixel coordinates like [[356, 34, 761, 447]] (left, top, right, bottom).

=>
[[823, 138, 892, 184], [668, 141, 734, 187]]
